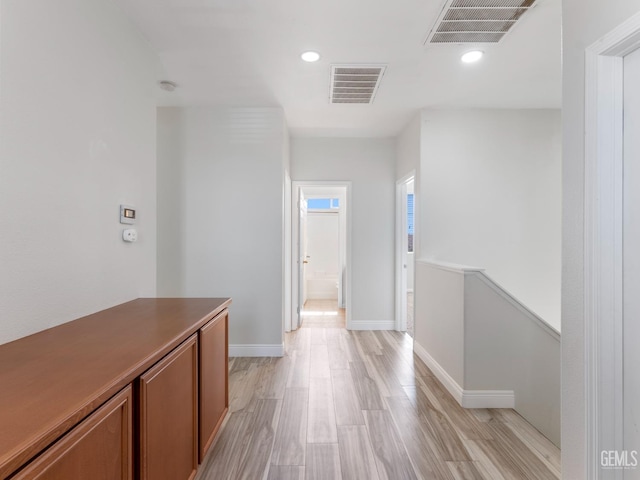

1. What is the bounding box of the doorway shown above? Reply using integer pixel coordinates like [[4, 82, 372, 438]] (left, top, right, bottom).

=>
[[584, 14, 640, 478], [290, 182, 351, 331], [396, 174, 415, 336]]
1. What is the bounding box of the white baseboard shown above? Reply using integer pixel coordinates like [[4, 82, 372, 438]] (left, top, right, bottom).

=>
[[413, 341, 464, 403], [460, 389, 514, 408], [229, 344, 284, 357], [348, 320, 395, 330], [413, 341, 514, 409]]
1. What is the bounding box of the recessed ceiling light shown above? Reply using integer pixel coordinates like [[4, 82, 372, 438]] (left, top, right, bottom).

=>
[[301, 51, 320, 63], [461, 50, 484, 64]]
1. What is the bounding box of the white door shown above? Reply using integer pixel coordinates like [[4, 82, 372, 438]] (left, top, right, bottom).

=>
[[305, 212, 340, 300], [624, 45, 640, 478]]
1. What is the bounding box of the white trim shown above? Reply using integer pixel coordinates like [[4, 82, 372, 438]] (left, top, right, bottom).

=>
[[283, 171, 292, 333], [413, 340, 464, 404], [229, 344, 284, 357], [349, 320, 396, 331], [416, 259, 484, 274], [584, 12, 640, 479], [291, 181, 352, 330], [461, 390, 515, 409], [414, 340, 515, 409]]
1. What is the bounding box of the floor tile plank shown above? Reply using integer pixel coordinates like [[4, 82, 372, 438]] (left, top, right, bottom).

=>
[[388, 395, 470, 461], [271, 388, 308, 466], [236, 399, 281, 479], [305, 444, 342, 480], [364, 410, 418, 480], [307, 377, 338, 443], [418, 376, 493, 441], [309, 343, 330, 379], [446, 461, 487, 480], [229, 363, 261, 413], [331, 369, 365, 426], [326, 329, 349, 369], [267, 465, 305, 480], [195, 412, 254, 480], [350, 360, 385, 410], [367, 352, 409, 397], [485, 422, 559, 480], [256, 356, 292, 400], [337, 425, 380, 480], [287, 348, 311, 389], [489, 408, 561, 477]]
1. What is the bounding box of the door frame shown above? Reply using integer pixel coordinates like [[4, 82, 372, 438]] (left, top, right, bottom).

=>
[[395, 172, 415, 332], [584, 12, 640, 479], [289, 181, 352, 331]]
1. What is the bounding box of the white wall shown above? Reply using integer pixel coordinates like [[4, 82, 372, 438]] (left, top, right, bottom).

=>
[[420, 109, 561, 330], [291, 138, 396, 327], [414, 261, 560, 446], [0, 0, 158, 345], [562, 1, 640, 477], [157, 107, 287, 352], [414, 262, 465, 385], [465, 274, 560, 446], [283, 129, 292, 336], [396, 114, 421, 183]]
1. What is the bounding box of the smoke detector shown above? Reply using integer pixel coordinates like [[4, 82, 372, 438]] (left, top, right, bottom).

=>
[[159, 81, 177, 92]]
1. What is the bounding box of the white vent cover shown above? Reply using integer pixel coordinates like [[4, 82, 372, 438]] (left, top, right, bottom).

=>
[[329, 65, 386, 104], [425, 0, 537, 45]]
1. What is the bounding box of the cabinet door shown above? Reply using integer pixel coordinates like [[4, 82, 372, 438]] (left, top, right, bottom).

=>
[[139, 334, 198, 480], [199, 310, 229, 462], [13, 386, 132, 480]]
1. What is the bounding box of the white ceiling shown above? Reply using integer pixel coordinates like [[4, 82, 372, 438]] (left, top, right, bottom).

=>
[[113, 0, 561, 137]]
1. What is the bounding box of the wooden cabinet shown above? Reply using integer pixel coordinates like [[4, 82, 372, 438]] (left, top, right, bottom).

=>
[[199, 310, 229, 462], [139, 334, 199, 480], [0, 299, 231, 480], [13, 386, 132, 480]]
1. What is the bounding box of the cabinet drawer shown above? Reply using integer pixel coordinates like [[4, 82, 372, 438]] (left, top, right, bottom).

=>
[[13, 386, 133, 480]]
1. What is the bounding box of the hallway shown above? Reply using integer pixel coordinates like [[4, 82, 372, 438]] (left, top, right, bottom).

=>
[[196, 325, 560, 479]]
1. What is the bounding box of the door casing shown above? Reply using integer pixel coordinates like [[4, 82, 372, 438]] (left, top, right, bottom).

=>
[[584, 12, 640, 479], [289, 181, 351, 331]]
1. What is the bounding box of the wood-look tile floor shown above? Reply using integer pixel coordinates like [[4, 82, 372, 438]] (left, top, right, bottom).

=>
[[196, 327, 560, 480], [300, 299, 346, 329]]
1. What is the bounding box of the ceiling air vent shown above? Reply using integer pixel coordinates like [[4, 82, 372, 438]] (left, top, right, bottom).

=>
[[329, 65, 386, 104], [425, 0, 537, 45]]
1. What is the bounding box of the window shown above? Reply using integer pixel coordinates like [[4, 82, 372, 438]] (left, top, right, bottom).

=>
[[407, 193, 414, 253], [307, 198, 340, 210]]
